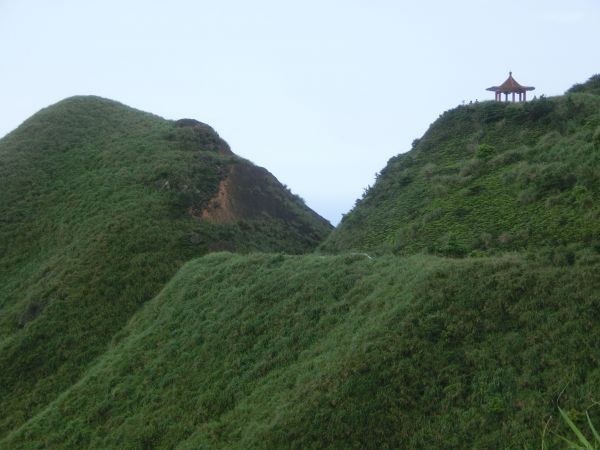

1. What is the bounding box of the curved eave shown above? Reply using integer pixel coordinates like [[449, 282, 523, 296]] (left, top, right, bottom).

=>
[[487, 86, 535, 93]]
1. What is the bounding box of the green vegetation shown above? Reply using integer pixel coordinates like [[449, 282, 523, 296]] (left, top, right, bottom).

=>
[[2, 253, 600, 449], [568, 74, 600, 97], [0, 96, 331, 439], [323, 87, 600, 258], [2, 75, 600, 449], [556, 407, 600, 449]]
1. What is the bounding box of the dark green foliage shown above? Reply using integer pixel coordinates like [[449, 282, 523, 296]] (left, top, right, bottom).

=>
[[323, 93, 600, 257], [556, 407, 600, 449], [567, 74, 600, 96], [2, 253, 600, 449], [0, 96, 331, 438], [3, 77, 600, 450], [475, 143, 495, 159]]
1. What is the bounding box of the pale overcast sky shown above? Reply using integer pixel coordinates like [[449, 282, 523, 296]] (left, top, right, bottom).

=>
[[1, 0, 599, 224]]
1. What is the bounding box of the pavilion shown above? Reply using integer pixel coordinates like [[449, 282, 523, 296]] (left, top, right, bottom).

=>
[[487, 72, 535, 102]]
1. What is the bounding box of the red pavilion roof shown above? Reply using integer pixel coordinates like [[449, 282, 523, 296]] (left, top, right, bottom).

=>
[[486, 72, 535, 93]]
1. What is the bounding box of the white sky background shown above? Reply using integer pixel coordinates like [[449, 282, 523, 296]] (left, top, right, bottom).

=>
[[1, 0, 599, 224]]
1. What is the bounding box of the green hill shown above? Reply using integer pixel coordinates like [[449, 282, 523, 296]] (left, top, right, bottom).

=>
[[323, 78, 600, 258], [3, 253, 600, 449], [3, 76, 600, 450], [0, 96, 331, 438]]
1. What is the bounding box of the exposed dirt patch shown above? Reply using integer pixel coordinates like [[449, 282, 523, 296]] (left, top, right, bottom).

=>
[[197, 163, 301, 225], [200, 174, 238, 224]]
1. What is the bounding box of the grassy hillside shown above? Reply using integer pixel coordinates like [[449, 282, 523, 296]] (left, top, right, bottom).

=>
[[4, 75, 600, 450], [0, 97, 331, 437], [323, 81, 600, 257], [3, 252, 600, 449]]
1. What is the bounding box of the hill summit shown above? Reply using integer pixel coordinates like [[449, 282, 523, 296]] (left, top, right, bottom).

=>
[[0, 96, 331, 438], [323, 75, 600, 260], [3, 78, 600, 449]]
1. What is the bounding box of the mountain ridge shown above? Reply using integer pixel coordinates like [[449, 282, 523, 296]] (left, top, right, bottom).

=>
[[322, 78, 600, 258], [2, 76, 600, 448], [0, 95, 331, 438], [4, 252, 600, 449]]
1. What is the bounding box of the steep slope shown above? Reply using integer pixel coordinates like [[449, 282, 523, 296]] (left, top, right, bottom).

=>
[[4, 76, 600, 450], [323, 81, 600, 257], [3, 253, 599, 449], [0, 97, 331, 437]]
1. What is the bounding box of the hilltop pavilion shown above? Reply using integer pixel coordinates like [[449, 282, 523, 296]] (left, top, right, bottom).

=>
[[487, 72, 535, 102]]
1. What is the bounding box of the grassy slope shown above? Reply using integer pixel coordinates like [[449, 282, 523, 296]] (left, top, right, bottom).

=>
[[323, 90, 600, 258], [3, 253, 600, 449], [0, 97, 331, 437], [3, 76, 600, 450]]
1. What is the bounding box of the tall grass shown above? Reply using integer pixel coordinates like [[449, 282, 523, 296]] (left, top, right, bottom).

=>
[[0, 96, 331, 439], [323, 93, 600, 258], [556, 408, 600, 450], [2, 76, 600, 448], [3, 253, 600, 448]]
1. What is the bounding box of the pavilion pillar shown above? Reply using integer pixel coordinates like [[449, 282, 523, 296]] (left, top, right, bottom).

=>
[[505, 93, 508, 102], [512, 92, 515, 102], [519, 92, 522, 102]]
